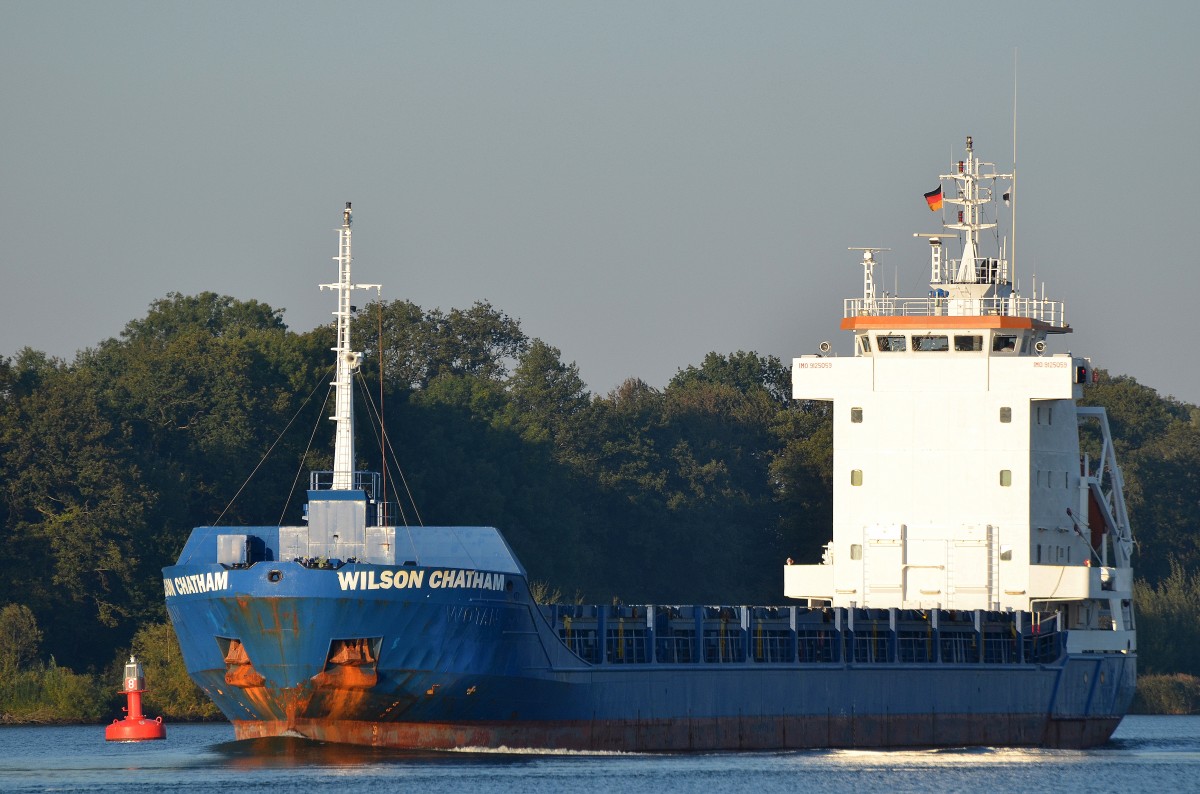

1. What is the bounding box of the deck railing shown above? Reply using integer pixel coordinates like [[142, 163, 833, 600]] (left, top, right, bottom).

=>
[[542, 605, 1065, 666], [843, 296, 1066, 327]]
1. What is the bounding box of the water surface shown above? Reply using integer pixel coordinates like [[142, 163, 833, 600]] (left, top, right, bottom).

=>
[[1, 716, 1196, 793]]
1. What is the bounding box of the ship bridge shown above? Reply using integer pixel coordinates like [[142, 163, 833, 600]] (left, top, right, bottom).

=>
[[784, 138, 1134, 655]]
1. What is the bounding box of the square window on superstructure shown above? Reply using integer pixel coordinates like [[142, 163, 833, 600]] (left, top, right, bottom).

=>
[[851, 407, 863, 423], [850, 544, 862, 561], [955, 335, 983, 351], [1000, 406, 1012, 423], [876, 335, 907, 352], [914, 335, 949, 352], [851, 469, 863, 486], [1000, 469, 1012, 487]]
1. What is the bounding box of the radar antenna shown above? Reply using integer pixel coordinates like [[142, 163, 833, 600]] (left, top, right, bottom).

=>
[[848, 247, 891, 315]]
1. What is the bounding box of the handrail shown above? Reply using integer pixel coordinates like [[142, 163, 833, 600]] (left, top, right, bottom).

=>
[[844, 296, 1067, 327]]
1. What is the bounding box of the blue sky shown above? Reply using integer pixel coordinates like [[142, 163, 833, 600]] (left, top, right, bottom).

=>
[[3, 1, 1198, 403]]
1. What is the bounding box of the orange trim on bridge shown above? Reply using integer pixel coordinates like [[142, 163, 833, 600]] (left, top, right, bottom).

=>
[[840, 315, 1070, 332]]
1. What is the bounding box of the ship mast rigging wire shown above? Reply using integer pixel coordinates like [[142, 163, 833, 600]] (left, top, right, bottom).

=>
[[354, 370, 424, 527], [378, 298, 387, 525], [208, 363, 335, 527], [275, 383, 334, 527]]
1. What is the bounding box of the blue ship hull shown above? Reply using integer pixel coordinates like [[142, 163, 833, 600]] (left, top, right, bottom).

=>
[[165, 527, 1135, 751]]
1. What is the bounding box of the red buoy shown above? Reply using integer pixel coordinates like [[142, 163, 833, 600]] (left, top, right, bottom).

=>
[[105, 655, 167, 741]]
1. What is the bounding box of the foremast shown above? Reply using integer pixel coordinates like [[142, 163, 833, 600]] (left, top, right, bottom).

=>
[[320, 202, 380, 491]]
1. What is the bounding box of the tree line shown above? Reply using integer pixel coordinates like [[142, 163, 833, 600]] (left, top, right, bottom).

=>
[[0, 292, 1197, 718]]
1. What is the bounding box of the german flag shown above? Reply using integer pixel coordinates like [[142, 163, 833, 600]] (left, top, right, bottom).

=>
[[924, 186, 943, 211]]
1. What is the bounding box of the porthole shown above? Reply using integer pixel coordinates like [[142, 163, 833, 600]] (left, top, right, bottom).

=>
[[268, 570, 283, 583]]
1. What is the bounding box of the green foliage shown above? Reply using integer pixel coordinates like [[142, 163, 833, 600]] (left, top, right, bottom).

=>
[[770, 401, 834, 564], [0, 605, 106, 723], [355, 299, 528, 390], [1123, 421, 1200, 583], [128, 622, 220, 720], [1131, 674, 1200, 715], [529, 580, 563, 605], [0, 604, 42, 676], [670, 350, 791, 405], [119, 292, 287, 344], [1133, 561, 1200, 676], [506, 339, 591, 444], [0, 363, 152, 662], [0, 663, 105, 724], [1084, 373, 1200, 582], [38, 662, 106, 722]]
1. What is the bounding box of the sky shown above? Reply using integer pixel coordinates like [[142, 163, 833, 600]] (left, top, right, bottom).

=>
[[3, 1, 1199, 404]]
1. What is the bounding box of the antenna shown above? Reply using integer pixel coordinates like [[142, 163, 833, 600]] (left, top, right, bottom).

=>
[[848, 247, 891, 314], [1012, 48, 1018, 288], [914, 233, 946, 283]]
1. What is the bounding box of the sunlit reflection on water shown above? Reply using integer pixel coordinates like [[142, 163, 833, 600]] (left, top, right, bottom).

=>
[[0, 717, 1197, 793]]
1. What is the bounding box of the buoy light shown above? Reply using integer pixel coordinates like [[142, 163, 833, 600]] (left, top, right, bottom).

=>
[[104, 655, 167, 741]]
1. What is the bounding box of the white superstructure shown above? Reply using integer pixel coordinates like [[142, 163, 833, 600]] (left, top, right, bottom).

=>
[[785, 137, 1135, 654]]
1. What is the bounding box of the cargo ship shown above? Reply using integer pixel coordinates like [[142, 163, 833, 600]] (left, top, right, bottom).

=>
[[165, 137, 1136, 750]]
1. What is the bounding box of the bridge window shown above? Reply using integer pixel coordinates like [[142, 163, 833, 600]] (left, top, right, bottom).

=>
[[914, 335, 949, 352], [955, 335, 983, 351], [859, 334, 871, 353], [876, 335, 907, 352], [992, 334, 1018, 353]]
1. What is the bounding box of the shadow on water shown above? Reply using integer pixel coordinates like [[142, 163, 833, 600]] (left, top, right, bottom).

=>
[[209, 736, 539, 769]]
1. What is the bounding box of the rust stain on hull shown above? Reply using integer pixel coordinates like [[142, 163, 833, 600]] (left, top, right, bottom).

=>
[[232, 714, 1122, 751], [223, 639, 265, 688]]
